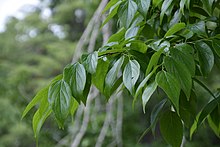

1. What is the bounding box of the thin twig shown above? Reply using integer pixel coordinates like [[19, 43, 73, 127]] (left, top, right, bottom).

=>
[[116, 92, 123, 147], [71, 88, 98, 147], [95, 97, 114, 147]]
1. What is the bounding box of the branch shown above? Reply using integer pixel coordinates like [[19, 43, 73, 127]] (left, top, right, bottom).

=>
[[115, 92, 123, 147], [95, 96, 114, 147], [70, 87, 98, 147], [71, 0, 109, 63]]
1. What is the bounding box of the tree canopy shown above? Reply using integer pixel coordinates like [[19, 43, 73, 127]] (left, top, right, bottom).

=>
[[23, 0, 220, 146]]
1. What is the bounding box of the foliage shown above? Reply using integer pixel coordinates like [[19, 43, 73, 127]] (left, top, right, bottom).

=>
[[23, 0, 220, 146]]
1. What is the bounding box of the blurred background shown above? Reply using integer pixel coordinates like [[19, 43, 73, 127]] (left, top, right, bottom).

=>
[[0, 0, 220, 147]]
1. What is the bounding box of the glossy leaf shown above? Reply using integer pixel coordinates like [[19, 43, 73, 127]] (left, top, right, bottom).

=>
[[164, 23, 185, 37], [84, 51, 98, 74], [71, 63, 87, 103], [195, 41, 214, 76], [102, 0, 120, 13], [137, 0, 151, 17], [160, 110, 183, 147], [164, 56, 192, 99], [142, 81, 157, 113], [48, 80, 72, 127], [156, 71, 180, 113], [188, 21, 207, 37], [130, 41, 148, 53], [123, 59, 140, 95], [105, 56, 124, 97], [118, 0, 138, 28], [160, 0, 174, 23], [125, 26, 139, 41]]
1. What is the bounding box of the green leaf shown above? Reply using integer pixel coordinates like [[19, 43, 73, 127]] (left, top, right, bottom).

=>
[[197, 96, 220, 127], [22, 74, 62, 118], [145, 47, 164, 75], [105, 56, 124, 97], [70, 98, 79, 116], [108, 28, 126, 43], [125, 26, 139, 41], [156, 71, 181, 113], [211, 39, 220, 57], [188, 21, 207, 37], [170, 47, 195, 76], [138, 99, 167, 141], [175, 43, 194, 54], [22, 87, 48, 119], [82, 73, 92, 104], [142, 81, 157, 113], [134, 66, 158, 101], [160, 0, 174, 23], [102, 0, 120, 13], [151, 99, 167, 136], [118, 0, 138, 28], [180, 0, 187, 14], [92, 58, 110, 93], [164, 56, 192, 99], [153, 0, 163, 7], [72, 63, 86, 103], [84, 51, 98, 74], [195, 41, 214, 76], [123, 59, 140, 95], [102, 1, 122, 28], [160, 110, 183, 147], [48, 80, 72, 128], [179, 91, 197, 128], [33, 109, 52, 139], [164, 23, 185, 37], [136, 0, 151, 17], [201, 0, 214, 15], [130, 41, 148, 53]]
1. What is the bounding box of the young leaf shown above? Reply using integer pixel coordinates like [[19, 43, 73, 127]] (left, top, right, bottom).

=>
[[33, 109, 52, 139], [105, 56, 124, 97], [84, 51, 98, 74], [195, 41, 214, 77], [118, 0, 138, 28], [70, 98, 79, 116], [123, 59, 140, 95], [164, 23, 185, 37], [22, 74, 63, 118], [160, 110, 183, 147], [22, 87, 48, 119], [156, 71, 181, 113], [142, 81, 157, 113], [164, 56, 192, 99], [48, 80, 72, 128], [136, 0, 151, 17]]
